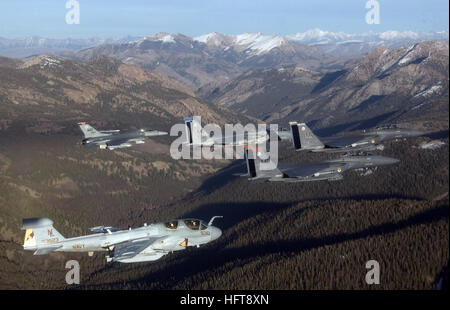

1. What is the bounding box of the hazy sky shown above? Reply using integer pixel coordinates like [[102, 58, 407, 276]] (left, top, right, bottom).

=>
[[0, 0, 448, 38]]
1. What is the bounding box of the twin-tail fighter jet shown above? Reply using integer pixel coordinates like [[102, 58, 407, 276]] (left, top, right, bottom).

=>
[[78, 122, 168, 150], [183, 117, 287, 147], [243, 147, 399, 182], [288, 122, 425, 153], [22, 216, 222, 263]]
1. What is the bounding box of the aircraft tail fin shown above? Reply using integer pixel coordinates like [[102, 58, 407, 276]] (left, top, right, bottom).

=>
[[184, 117, 209, 145], [22, 218, 65, 254], [78, 122, 105, 138], [244, 147, 258, 178], [244, 146, 280, 180], [289, 122, 324, 150]]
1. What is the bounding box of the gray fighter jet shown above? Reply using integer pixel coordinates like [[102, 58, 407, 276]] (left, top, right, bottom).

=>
[[243, 148, 399, 182], [22, 217, 222, 263], [289, 122, 424, 153], [78, 122, 168, 150], [184, 117, 274, 147]]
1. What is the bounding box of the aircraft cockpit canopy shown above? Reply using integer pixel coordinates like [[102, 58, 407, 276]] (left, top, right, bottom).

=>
[[184, 219, 208, 230], [165, 220, 178, 230]]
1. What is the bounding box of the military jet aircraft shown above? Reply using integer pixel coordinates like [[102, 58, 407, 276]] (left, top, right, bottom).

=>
[[22, 216, 222, 263], [78, 122, 168, 150], [183, 117, 286, 147], [243, 147, 399, 182], [288, 122, 424, 153]]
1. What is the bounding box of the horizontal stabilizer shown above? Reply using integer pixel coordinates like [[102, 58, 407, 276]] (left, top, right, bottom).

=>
[[232, 172, 250, 177], [33, 245, 62, 255]]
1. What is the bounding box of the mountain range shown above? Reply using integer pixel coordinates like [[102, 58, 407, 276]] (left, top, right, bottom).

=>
[[0, 28, 448, 289], [1, 29, 447, 57], [61, 32, 329, 90], [198, 40, 449, 132], [1, 29, 447, 90], [286, 29, 449, 56], [0, 53, 247, 135]]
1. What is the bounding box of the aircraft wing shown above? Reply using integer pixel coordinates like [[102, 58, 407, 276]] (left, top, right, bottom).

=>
[[91, 139, 112, 145], [113, 237, 166, 260], [278, 162, 336, 177], [322, 135, 369, 148], [90, 226, 123, 234], [105, 138, 130, 147], [33, 245, 63, 255], [144, 130, 168, 137]]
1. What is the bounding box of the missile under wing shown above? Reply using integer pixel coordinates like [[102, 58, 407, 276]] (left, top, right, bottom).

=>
[[243, 147, 399, 182], [78, 122, 167, 150]]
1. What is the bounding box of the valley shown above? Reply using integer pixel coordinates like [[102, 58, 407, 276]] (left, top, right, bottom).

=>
[[0, 29, 448, 290]]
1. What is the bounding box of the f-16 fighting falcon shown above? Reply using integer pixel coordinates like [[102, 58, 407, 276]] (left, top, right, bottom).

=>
[[22, 217, 222, 263], [288, 122, 425, 153], [243, 147, 399, 182], [78, 122, 168, 150], [183, 117, 286, 147]]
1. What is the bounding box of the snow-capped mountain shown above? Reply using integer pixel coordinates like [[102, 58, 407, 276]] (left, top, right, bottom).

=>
[[286, 29, 449, 56], [193, 32, 288, 55], [191, 29, 448, 56], [64, 32, 326, 89], [198, 40, 449, 130], [1, 29, 447, 58], [286, 28, 448, 44], [286, 29, 351, 44], [1, 29, 447, 89]]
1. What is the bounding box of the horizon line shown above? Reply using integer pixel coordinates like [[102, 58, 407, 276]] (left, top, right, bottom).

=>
[[1, 28, 449, 41]]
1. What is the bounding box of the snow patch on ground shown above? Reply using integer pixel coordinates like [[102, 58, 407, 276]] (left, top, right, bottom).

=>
[[194, 33, 220, 44], [420, 140, 446, 149], [40, 56, 61, 68], [20, 55, 62, 69], [159, 35, 175, 43], [131, 34, 176, 46], [235, 33, 285, 55], [398, 44, 417, 65], [413, 84, 442, 98], [411, 103, 425, 110]]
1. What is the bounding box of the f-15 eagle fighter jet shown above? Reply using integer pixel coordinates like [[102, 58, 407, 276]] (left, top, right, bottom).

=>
[[288, 122, 424, 153], [243, 147, 399, 182], [183, 117, 288, 147]]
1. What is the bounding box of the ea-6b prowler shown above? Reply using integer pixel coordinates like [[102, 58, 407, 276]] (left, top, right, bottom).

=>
[[288, 122, 425, 153], [22, 217, 222, 263], [78, 122, 168, 150], [243, 147, 399, 182]]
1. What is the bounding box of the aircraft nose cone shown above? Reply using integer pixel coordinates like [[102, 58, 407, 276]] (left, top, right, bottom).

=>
[[383, 157, 400, 165], [372, 156, 399, 166], [410, 130, 426, 137], [210, 227, 222, 240]]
